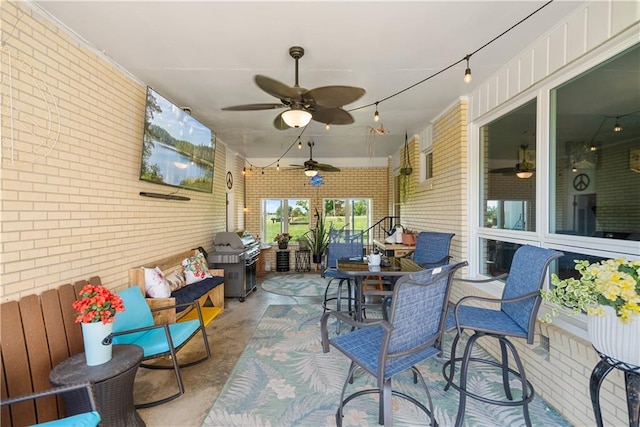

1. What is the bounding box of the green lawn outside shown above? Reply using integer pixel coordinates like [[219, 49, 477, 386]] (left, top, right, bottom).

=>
[[264, 215, 369, 243]]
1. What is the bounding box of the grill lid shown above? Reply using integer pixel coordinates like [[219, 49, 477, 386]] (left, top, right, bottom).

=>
[[213, 232, 258, 253]]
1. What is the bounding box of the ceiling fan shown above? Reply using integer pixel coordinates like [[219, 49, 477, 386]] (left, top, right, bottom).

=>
[[221, 46, 365, 130], [290, 141, 341, 176], [490, 144, 536, 178]]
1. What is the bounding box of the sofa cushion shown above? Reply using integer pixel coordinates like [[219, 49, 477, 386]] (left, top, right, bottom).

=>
[[144, 267, 171, 298], [182, 253, 213, 285], [172, 276, 224, 312]]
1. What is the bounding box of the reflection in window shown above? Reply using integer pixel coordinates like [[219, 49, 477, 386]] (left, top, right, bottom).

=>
[[480, 99, 537, 231], [480, 239, 522, 277], [551, 43, 640, 241]]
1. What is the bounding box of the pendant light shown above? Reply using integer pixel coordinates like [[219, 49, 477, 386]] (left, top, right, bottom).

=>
[[282, 107, 312, 128]]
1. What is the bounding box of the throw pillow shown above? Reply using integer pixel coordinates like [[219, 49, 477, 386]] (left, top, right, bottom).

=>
[[143, 266, 171, 298], [182, 253, 213, 285], [166, 267, 187, 292]]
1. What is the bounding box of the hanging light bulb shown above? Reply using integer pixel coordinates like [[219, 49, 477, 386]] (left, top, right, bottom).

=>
[[276, 161, 280, 171], [464, 55, 472, 84], [572, 164, 578, 173], [613, 117, 622, 132], [374, 102, 380, 122], [242, 167, 246, 176], [298, 139, 302, 149], [325, 123, 330, 130]]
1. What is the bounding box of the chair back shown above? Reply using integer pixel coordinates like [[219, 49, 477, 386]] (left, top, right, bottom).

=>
[[386, 261, 467, 356], [413, 232, 455, 267], [501, 245, 563, 342], [112, 286, 155, 344], [325, 230, 363, 268]]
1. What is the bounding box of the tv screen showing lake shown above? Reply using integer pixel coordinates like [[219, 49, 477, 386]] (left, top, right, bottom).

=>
[[140, 87, 215, 193]]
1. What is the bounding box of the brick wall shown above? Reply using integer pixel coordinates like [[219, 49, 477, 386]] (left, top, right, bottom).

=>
[[401, 99, 468, 263], [0, 2, 226, 301]]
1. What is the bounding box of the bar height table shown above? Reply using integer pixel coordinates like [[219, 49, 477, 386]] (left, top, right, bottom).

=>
[[50, 344, 145, 427], [337, 256, 423, 322]]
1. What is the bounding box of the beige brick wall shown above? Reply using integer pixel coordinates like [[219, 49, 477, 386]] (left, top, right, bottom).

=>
[[401, 99, 468, 264], [0, 2, 226, 301]]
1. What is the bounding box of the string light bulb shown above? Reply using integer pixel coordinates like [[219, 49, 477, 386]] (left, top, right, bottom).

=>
[[572, 164, 578, 173], [464, 55, 472, 84], [242, 167, 246, 176], [325, 123, 330, 130], [276, 161, 280, 171], [374, 102, 380, 122], [613, 117, 622, 132], [298, 139, 302, 149]]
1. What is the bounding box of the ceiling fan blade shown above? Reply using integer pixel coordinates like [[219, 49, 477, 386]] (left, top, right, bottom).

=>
[[305, 86, 365, 107], [255, 75, 300, 101], [222, 103, 285, 111], [273, 112, 291, 130], [316, 163, 340, 172], [311, 107, 355, 125]]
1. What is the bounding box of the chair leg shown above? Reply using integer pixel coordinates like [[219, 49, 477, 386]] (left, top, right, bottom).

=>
[[443, 332, 461, 391], [499, 339, 513, 400], [381, 378, 392, 426], [336, 362, 358, 427], [454, 332, 481, 427]]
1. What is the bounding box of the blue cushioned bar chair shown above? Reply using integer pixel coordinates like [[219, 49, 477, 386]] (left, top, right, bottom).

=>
[[407, 232, 455, 268], [1, 382, 100, 427], [106, 286, 211, 408], [321, 261, 468, 427], [322, 230, 364, 333], [442, 245, 563, 427]]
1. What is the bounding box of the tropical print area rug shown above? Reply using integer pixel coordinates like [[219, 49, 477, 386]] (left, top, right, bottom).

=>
[[260, 274, 333, 297], [202, 304, 571, 427]]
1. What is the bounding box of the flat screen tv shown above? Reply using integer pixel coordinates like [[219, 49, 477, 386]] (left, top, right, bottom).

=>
[[140, 87, 215, 193]]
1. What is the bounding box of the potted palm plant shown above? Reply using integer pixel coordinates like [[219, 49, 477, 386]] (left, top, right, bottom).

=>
[[303, 208, 332, 265]]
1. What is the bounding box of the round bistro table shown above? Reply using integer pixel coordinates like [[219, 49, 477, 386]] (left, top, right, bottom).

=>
[[50, 344, 145, 427]]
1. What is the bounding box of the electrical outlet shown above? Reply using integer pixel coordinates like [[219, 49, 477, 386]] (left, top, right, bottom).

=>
[[533, 335, 550, 361]]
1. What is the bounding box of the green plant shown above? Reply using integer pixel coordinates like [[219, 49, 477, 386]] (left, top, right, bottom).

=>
[[541, 258, 640, 323], [302, 208, 333, 257]]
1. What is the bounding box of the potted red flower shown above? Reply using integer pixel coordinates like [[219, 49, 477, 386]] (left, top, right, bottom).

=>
[[73, 284, 125, 365]]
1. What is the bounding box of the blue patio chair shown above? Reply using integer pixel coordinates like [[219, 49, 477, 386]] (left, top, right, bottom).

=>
[[408, 231, 455, 268], [321, 261, 468, 427], [442, 245, 563, 427], [1, 382, 100, 427], [106, 286, 211, 408], [322, 231, 364, 333]]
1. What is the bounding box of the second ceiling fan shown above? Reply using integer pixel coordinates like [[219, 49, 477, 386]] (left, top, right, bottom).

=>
[[222, 46, 365, 129], [290, 141, 340, 176]]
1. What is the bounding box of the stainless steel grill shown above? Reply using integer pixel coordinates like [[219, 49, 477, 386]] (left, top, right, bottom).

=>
[[208, 232, 260, 301]]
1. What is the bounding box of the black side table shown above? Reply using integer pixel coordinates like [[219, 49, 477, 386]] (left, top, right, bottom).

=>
[[50, 344, 145, 427], [277, 249, 290, 272], [590, 349, 640, 427]]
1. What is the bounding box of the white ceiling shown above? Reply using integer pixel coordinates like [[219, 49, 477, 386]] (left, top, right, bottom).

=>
[[33, 0, 585, 168]]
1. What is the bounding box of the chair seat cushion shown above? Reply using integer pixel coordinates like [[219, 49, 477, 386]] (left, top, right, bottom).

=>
[[172, 276, 224, 312], [448, 306, 528, 338], [323, 268, 351, 280], [35, 411, 100, 427], [331, 325, 439, 379], [113, 319, 201, 357]]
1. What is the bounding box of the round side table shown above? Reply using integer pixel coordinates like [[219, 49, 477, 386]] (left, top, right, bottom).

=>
[[50, 344, 145, 427]]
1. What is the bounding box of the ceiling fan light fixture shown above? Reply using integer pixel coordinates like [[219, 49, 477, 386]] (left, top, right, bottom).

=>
[[516, 170, 533, 179], [304, 168, 318, 177], [282, 108, 312, 128]]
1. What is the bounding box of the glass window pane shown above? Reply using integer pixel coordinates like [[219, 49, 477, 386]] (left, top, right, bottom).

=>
[[264, 199, 284, 241], [480, 99, 537, 231], [550, 43, 640, 240], [480, 238, 523, 277], [287, 199, 310, 241]]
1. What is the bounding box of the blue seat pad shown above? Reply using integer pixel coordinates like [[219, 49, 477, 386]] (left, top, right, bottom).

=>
[[113, 319, 201, 357], [447, 305, 527, 338], [172, 276, 224, 312], [35, 411, 100, 427], [331, 325, 439, 379]]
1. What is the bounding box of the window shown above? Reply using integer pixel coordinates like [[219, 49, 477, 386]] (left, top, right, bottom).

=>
[[323, 198, 371, 239], [262, 199, 310, 242], [550, 43, 640, 242], [420, 126, 434, 181], [480, 99, 537, 232]]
